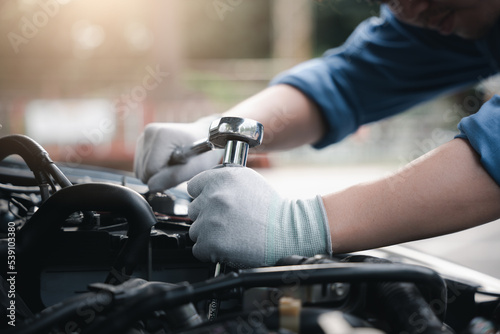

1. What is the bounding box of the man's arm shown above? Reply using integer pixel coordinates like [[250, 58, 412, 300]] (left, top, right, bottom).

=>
[[186, 127, 500, 268], [224, 84, 327, 151], [323, 138, 500, 253]]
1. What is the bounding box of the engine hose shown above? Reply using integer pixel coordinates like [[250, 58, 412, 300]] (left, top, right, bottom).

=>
[[84, 262, 447, 334], [376, 281, 453, 334], [0, 135, 72, 202], [14, 183, 156, 273], [279, 254, 449, 328], [343, 255, 451, 333], [43, 161, 72, 188], [0, 135, 72, 186], [0, 135, 48, 174], [1, 291, 113, 334], [0, 182, 156, 312], [0, 135, 51, 199], [92, 278, 203, 332], [3, 278, 202, 334]]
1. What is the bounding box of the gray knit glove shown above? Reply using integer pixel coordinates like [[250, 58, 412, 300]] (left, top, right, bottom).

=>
[[187, 167, 332, 268], [134, 115, 222, 192]]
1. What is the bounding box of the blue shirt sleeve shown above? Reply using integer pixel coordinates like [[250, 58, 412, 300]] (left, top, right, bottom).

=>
[[456, 95, 500, 186], [270, 6, 497, 148]]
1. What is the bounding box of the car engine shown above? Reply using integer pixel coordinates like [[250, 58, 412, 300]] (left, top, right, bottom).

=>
[[1, 134, 500, 334]]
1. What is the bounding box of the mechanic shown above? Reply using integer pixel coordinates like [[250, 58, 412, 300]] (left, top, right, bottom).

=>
[[134, 0, 500, 268]]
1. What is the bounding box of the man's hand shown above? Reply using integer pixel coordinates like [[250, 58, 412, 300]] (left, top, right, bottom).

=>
[[187, 167, 332, 268], [134, 115, 223, 192]]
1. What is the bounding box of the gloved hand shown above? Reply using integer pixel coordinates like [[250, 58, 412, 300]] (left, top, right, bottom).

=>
[[187, 167, 332, 268], [134, 115, 223, 192]]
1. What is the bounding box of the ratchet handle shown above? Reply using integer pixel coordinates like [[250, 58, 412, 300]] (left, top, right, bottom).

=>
[[168, 139, 214, 166]]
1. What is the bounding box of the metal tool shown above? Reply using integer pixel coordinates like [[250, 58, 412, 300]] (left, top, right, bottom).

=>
[[168, 116, 264, 167], [209, 116, 263, 166], [168, 139, 214, 166], [174, 117, 263, 321], [209, 117, 264, 320]]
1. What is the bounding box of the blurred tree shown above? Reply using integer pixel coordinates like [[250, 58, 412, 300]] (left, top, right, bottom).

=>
[[312, 0, 380, 56]]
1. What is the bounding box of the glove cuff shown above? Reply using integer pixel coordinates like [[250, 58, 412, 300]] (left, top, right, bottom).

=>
[[265, 195, 332, 266], [316, 194, 333, 257]]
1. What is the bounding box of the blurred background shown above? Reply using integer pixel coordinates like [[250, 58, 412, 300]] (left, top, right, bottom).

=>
[[1, 0, 500, 276], [3, 0, 498, 170]]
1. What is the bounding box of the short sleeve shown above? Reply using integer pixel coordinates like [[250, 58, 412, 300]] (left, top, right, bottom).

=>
[[271, 6, 496, 148], [456, 95, 500, 186]]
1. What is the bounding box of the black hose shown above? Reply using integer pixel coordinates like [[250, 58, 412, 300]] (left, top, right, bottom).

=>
[[376, 281, 453, 334], [0, 135, 49, 176], [81, 279, 204, 334], [0, 135, 99, 226], [14, 183, 156, 275], [344, 255, 451, 333], [0, 183, 156, 311], [6, 261, 444, 334], [84, 262, 447, 334], [0, 135, 53, 201], [0, 135, 72, 189], [1, 291, 113, 334], [3, 278, 200, 334]]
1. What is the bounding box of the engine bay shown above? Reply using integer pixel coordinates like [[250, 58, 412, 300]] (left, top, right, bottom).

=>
[[1, 134, 500, 334]]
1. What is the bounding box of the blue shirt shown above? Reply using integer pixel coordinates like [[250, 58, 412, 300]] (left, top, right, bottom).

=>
[[271, 6, 500, 185]]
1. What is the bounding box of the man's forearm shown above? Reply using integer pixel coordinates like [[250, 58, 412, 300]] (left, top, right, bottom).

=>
[[224, 84, 327, 151], [323, 138, 500, 253]]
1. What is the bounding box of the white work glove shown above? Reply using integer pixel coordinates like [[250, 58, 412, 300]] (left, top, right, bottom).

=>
[[134, 115, 223, 192], [187, 167, 332, 268]]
